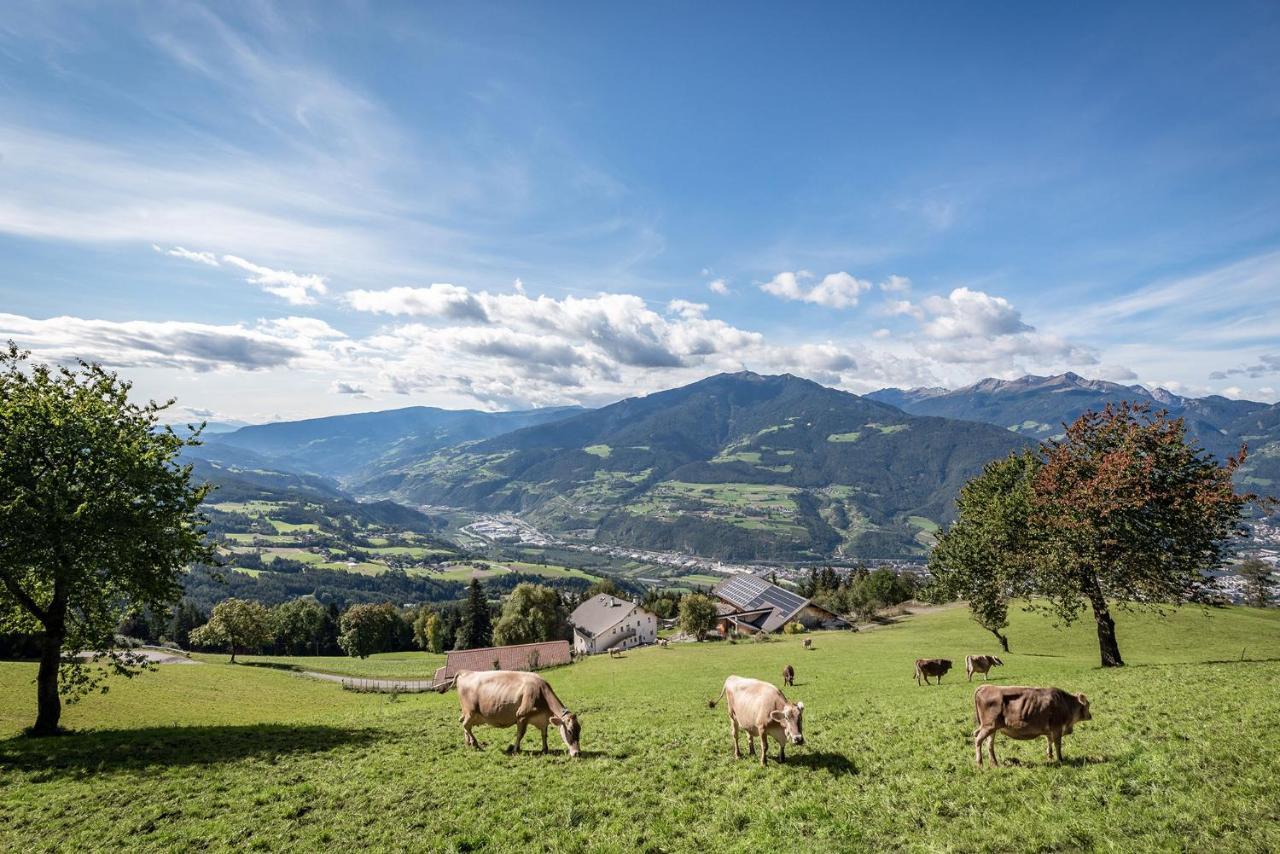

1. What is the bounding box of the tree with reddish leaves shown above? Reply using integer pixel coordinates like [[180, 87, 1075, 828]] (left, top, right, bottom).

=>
[[1032, 402, 1253, 667], [934, 402, 1257, 669]]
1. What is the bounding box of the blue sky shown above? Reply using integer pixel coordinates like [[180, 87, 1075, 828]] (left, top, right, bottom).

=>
[[2, 2, 1278, 421]]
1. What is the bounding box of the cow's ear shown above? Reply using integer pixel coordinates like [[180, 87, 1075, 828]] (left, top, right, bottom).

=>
[[549, 715, 563, 726], [769, 709, 786, 723], [1076, 693, 1088, 705]]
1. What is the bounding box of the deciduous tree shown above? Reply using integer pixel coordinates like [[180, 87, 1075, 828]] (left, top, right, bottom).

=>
[[337, 602, 409, 659], [190, 598, 273, 663], [492, 583, 568, 647], [678, 593, 718, 641], [0, 344, 212, 735], [1238, 558, 1276, 608]]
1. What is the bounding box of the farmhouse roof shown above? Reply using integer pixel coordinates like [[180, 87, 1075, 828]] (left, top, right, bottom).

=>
[[437, 640, 571, 682], [570, 594, 644, 638], [712, 574, 811, 633]]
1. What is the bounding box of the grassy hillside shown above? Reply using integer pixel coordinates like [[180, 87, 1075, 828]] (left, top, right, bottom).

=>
[[3, 605, 1279, 851]]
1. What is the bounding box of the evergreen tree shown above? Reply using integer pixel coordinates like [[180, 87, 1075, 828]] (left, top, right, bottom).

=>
[[459, 579, 493, 649]]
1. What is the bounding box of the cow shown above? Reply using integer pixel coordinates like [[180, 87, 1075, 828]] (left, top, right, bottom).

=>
[[966, 654, 1004, 681], [708, 675, 805, 766], [438, 670, 581, 757], [914, 658, 952, 686], [803, 638, 813, 650], [783, 664, 795, 687], [973, 684, 1092, 767]]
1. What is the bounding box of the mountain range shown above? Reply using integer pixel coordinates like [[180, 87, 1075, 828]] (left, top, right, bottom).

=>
[[190, 371, 1279, 561]]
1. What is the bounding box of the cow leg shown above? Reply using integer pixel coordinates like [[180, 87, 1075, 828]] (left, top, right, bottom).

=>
[[974, 729, 986, 766], [540, 724, 549, 755], [1045, 734, 1054, 760], [778, 742, 786, 763], [747, 732, 756, 756], [512, 719, 527, 754], [731, 718, 741, 760], [759, 732, 769, 767], [1053, 732, 1064, 762], [462, 714, 483, 750], [988, 732, 999, 766]]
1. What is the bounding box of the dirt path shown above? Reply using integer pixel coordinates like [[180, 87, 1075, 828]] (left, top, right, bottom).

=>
[[296, 670, 439, 693]]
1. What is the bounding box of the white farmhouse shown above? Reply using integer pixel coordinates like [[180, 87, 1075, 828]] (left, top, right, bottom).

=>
[[569, 594, 657, 655]]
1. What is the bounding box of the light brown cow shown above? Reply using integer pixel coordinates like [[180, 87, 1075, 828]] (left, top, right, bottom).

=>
[[973, 684, 1092, 767], [966, 654, 1004, 681], [440, 669, 581, 757], [782, 664, 795, 687], [914, 658, 952, 685], [709, 675, 805, 766]]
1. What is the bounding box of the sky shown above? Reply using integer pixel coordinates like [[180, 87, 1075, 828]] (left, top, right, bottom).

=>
[[2, 1, 1279, 423]]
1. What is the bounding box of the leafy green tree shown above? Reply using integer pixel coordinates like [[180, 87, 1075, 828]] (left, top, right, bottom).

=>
[[492, 583, 568, 647], [0, 344, 212, 735], [414, 609, 446, 653], [190, 598, 273, 663], [678, 593, 718, 641], [337, 602, 409, 658], [584, 578, 620, 598], [272, 598, 327, 655], [929, 450, 1041, 652], [1238, 558, 1276, 608], [458, 579, 493, 649]]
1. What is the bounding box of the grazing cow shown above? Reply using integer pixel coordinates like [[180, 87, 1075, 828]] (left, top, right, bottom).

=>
[[973, 684, 1092, 767], [440, 670, 581, 757], [783, 664, 795, 687], [803, 638, 813, 650], [709, 676, 805, 766], [966, 654, 1004, 681], [914, 658, 952, 686]]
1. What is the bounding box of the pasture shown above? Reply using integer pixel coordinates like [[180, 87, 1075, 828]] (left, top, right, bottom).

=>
[[2, 604, 1279, 852]]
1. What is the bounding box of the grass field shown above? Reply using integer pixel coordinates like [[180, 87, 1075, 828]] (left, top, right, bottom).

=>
[[3, 604, 1279, 851]]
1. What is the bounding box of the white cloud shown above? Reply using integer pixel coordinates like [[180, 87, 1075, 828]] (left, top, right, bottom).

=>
[[344, 284, 489, 321], [760, 270, 873, 309], [667, 299, 708, 319], [872, 328, 891, 339], [708, 278, 730, 296], [919, 287, 1032, 340], [879, 275, 911, 294], [331, 381, 368, 396], [155, 244, 220, 267], [221, 255, 328, 305]]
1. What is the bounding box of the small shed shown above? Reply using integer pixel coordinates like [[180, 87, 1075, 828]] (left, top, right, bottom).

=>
[[431, 639, 571, 686]]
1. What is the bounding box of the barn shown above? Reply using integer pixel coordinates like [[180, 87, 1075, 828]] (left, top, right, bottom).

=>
[[711, 574, 846, 634], [431, 639, 571, 687]]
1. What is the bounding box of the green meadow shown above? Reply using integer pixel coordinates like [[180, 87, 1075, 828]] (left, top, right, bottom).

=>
[[2, 604, 1279, 852]]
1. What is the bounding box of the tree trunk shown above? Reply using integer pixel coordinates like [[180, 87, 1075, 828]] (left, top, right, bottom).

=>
[[1088, 593, 1124, 667], [32, 625, 65, 736], [990, 628, 1010, 653]]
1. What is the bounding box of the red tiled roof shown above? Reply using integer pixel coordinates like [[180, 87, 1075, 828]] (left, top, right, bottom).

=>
[[438, 640, 571, 680]]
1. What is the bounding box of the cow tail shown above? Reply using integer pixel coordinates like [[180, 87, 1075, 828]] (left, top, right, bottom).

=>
[[973, 691, 980, 726], [708, 684, 727, 709]]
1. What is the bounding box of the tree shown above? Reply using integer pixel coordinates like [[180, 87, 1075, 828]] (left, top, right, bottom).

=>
[[337, 602, 410, 659], [1033, 404, 1251, 667], [166, 600, 206, 649], [678, 593, 718, 641], [584, 578, 620, 598], [929, 451, 1041, 652], [1238, 558, 1276, 608], [0, 344, 212, 735], [936, 404, 1253, 669], [492, 583, 568, 647], [272, 598, 327, 655], [414, 609, 446, 653], [190, 599, 273, 663], [458, 579, 493, 649]]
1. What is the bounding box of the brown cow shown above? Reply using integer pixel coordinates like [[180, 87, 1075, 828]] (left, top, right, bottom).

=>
[[782, 664, 795, 687], [709, 675, 805, 766], [966, 654, 1004, 681], [914, 658, 952, 685], [441, 669, 581, 757], [803, 638, 813, 650], [973, 684, 1092, 767]]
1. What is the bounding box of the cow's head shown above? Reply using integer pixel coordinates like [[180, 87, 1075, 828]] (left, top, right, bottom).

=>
[[550, 710, 582, 757], [992, 657, 1004, 667], [939, 659, 953, 672], [1074, 693, 1091, 722], [769, 700, 805, 746]]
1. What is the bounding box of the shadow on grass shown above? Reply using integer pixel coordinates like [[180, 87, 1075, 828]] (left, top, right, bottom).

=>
[[787, 750, 858, 776], [0, 724, 381, 780]]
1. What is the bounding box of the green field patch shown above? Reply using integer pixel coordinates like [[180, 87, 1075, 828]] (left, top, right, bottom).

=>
[[907, 515, 940, 533], [4, 605, 1278, 851], [583, 444, 612, 459], [758, 464, 792, 473], [260, 547, 327, 565], [826, 431, 862, 443], [866, 422, 907, 435], [711, 450, 762, 464], [268, 519, 320, 534], [316, 560, 388, 575]]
